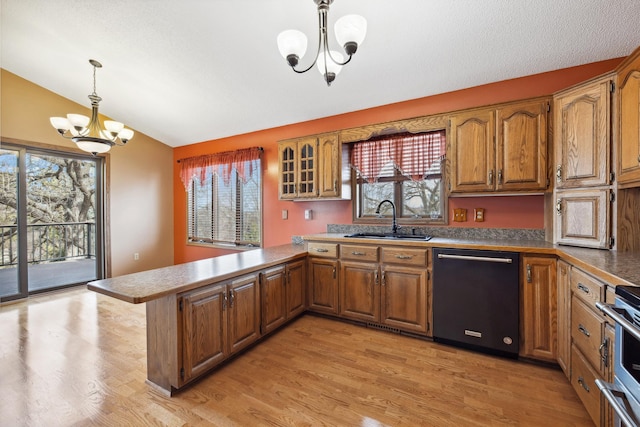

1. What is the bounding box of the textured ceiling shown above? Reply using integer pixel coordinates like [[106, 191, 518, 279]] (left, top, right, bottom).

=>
[[3, 0, 640, 147]]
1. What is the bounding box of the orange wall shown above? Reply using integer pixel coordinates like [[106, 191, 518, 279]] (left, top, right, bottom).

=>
[[173, 58, 622, 264]]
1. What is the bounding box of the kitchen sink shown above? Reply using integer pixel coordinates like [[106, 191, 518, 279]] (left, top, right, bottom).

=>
[[344, 232, 432, 241]]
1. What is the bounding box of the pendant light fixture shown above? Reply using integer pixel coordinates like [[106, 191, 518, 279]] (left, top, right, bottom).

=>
[[50, 59, 134, 155], [277, 0, 367, 86]]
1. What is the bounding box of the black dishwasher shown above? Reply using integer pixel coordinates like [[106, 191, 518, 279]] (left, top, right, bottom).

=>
[[432, 248, 519, 357]]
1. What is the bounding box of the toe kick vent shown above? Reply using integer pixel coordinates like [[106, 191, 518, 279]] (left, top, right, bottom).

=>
[[366, 323, 401, 334]]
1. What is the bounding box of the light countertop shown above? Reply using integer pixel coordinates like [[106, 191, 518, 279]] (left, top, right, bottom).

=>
[[88, 244, 308, 304]]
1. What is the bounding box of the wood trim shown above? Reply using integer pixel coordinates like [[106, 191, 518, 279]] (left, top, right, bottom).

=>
[[339, 114, 448, 143]]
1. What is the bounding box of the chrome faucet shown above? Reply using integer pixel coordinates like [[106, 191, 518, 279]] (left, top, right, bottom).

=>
[[375, 199, 399, 234]]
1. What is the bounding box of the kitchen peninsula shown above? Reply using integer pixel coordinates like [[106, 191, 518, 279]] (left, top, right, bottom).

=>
[[88, 235, 640, 406]]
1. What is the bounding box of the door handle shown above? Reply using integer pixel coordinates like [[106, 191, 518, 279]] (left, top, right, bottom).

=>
[[229, 290, 235, 308]]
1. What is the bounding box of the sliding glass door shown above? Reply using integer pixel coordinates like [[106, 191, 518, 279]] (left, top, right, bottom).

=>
[[0, 144, 105, 301]]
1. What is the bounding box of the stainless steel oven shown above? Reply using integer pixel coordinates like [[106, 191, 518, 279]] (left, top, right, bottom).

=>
[[597, 286, 640, 427]]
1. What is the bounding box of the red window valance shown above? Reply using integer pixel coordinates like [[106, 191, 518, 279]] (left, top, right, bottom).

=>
[[179, 147, 262, 190], [350, 130, 446, 182]]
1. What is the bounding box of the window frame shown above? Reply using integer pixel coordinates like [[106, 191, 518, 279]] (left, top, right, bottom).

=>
[[351, 130, 448, 227], [186, 159, 263, 249]]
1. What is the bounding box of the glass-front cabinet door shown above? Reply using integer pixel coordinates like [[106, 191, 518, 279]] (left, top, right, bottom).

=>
[[278, 138, 318, 200]]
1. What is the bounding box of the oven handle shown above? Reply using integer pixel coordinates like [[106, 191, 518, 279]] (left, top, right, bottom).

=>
[[596, 302, 640, 342], [595, 379, 640, 427], [437, 254, 513, 264]]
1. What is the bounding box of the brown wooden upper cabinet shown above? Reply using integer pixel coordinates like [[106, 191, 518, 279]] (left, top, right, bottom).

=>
[[449, 98, 549, 193], [278, 132, 350, 200], [617, 46, 640, 187], [554, 188, 612, 249], [554, 75, 613, 189]]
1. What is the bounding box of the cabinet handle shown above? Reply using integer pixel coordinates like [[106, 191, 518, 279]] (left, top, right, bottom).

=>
[[638, 154, 640, 164], [395, 254, 413, 260], [526, 264, 532, 283], [498, 169, 503, 184], [556, 165, 562, 182], [332, 267, 336, 279], [381, 271, 386, 286], [578, 324, 590, 337], [315, 248, 329, 253], [374, 271, 379, 286], [351, 251, 366, 256], [577, 376, 590, 392], [333, 180, 337, 192], [599, 337, 609, 367], [229, 290, 235, 308], [556, 199, 562, 215], [577, 283, 590, 294], [223, 291, 228, 310], [488, 170, 494, 185]]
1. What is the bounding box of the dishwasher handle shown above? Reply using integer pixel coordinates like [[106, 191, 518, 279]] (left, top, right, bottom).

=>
[[437, 253, 513, 264]]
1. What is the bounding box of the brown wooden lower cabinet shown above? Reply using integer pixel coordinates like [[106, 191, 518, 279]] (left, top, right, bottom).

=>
[[338, 259, 429, 334], [182, 273, 260, 385], [261, 259, 306, 335], [557, 259, 571, 377], [381, 264, 429, 334], [520, 255, 557, 362], [335, 244, 430, 335], [568, 264, 616, 426], [181, 284, 227, 383], [308, 257, 339, 315], [339, 260, 380, 322], [571, 343, 602, 425]]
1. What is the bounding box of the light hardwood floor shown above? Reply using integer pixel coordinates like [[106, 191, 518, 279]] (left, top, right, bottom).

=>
[[0, 287, 593, 426]]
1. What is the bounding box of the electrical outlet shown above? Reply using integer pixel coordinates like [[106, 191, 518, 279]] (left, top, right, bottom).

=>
[[474, 208, 485, 222], [282, 209, 288, 220], [453, 208, 467, 222], [304, 209, 312, 220], [134, 252, 139, 261]]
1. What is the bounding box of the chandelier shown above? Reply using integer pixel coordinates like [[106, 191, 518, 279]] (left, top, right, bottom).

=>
[[277, 0, 367, 86], [50, 59, 134, 155]]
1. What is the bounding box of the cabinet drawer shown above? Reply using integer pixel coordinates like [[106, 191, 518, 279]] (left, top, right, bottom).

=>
[[307, 242, 338, 258], [571, 267, 604, 309], [570, 344, 602, 426], [381, 247, 428, 266], [340, 244, 378, 262], [571, 295, 605, 376]]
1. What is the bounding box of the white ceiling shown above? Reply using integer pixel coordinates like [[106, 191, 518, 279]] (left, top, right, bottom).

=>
[[3, 0, 640, 148]]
